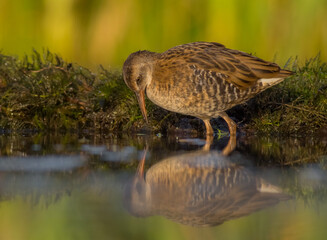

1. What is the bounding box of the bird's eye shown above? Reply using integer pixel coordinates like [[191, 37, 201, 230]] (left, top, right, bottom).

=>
[[136, 76, 142, 85]]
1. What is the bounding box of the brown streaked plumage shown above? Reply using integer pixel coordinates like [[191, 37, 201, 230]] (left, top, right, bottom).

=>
[[124, 149, 291, 227], [123, 42, 293, 138]]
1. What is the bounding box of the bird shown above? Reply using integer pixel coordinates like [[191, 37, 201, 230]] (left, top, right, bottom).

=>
[[124, 149, 291, 227], [123, 42, 293, 137]]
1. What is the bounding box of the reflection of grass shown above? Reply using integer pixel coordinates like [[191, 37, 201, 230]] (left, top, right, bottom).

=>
[[280, 158, 327, 207], [0, 51, 326, 135], [239, 136, 327, 166]]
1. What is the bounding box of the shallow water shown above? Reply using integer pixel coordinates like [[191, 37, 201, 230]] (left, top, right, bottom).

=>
[[0, 133, 326, 240]]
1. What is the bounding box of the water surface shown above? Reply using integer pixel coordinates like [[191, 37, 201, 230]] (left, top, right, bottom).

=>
[[0, 133, 326, 240]]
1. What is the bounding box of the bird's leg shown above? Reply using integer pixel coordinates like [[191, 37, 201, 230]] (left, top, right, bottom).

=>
[[219, 112, 237, 156], [203, 119, 213, 151], [203, 135, 213, 151], [203, 119, 214, 135], [221, 136, 236, 156], [219, 112, 236, 136]]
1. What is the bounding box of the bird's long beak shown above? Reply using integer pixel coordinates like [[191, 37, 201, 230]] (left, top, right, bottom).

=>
[[136, 90, 148, 123], [136, 147, 147, 178]]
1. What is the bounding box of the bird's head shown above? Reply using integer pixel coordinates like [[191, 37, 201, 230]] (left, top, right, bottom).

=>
[[123, 148, 152, 218], [123, 50, 156, 123]]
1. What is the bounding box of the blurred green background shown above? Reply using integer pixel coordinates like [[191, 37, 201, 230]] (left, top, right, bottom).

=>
[[0, 0, 326, 69]]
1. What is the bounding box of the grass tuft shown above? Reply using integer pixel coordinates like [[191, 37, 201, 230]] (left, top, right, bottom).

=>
[[237, 55, 327, 136], [0, 51, 326, 136]]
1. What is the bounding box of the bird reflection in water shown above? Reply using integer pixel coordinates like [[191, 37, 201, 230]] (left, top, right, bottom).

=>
[[124, 149, 291, 227]]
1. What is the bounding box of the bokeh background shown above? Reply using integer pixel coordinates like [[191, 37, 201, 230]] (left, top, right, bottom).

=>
[[0, 0, 326, 69]]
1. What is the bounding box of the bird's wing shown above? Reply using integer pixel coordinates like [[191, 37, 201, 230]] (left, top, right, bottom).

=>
[[160, 42, 292, 89]]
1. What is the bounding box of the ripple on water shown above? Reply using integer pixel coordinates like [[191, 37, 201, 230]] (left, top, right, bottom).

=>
[[0, 155, 86, 172]]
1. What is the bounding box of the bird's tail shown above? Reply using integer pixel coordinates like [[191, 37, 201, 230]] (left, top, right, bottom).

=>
[[256, 179, 292, 201], [258, 69, 293, 88], [278, 69, 294, 77], [258, 77, 284, 87]]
